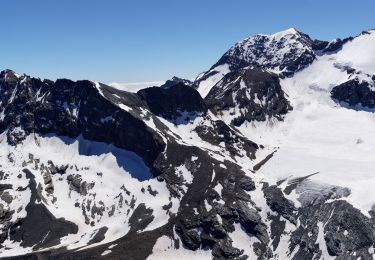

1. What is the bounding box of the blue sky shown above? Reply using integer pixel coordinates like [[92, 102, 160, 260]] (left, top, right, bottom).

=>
[[0, 0, 374, 83]]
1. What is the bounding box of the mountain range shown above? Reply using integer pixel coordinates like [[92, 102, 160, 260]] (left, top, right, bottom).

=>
[[0, 28, 375, 260]]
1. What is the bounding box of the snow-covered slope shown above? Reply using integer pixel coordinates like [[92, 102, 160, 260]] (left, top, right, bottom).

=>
[[0, 134, 175, 257], [1, 28, 375, 260], [254, 29, 375, 212], [196, 28, 375, 259]]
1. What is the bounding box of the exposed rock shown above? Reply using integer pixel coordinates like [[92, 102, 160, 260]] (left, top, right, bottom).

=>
[[195, 119, 258, 159], [9, 169, 78, 249], [88, 227, 108, 245], [128, 203, 154, 233], [160, 76, 195, 89], [212, 238, 243, 259], [0, 192, 13, 204], [138, 83, 207, 123], [197, 28, 317, 80], [324, 201, 375, 257], [45, 183, 54, 194], [263, 184, 297, 224], [0, 203, 14, 245], [331, 78, 375, 109], [205, 67, 292, 126], [231, 201, 269, 244], [322, 37, 353, 53], [175, 226, 201, 250], [238, 176, 256, 191], [43, 173, 52, 185], [0, 74, 165, 168], [253, 152, 275, 171]]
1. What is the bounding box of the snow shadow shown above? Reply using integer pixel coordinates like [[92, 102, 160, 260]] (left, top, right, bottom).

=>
[[43, 134, 153, 181], [333, 100, 375, 113], [165, 111, 203, 126]]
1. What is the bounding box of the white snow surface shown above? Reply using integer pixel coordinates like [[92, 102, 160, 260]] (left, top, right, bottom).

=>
[[148, 235, 212, 260], [109, 81, 164, 92], [0, 133, 175, 256], [335, 30, 375, 75], [230, 223, 259, 259], [196, 64, 230, 98], [236, 30, 375, 216]]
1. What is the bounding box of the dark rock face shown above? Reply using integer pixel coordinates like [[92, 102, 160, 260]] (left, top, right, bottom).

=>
[[0, 204, 13, 246], [232, 201, 269, 244], [0, 69, 266, 260], [9, 169, 78, 250], [289, 200, 375, 260], [160, 76, 195, 89], [311, 39, 329, 51], [263, 184, 297, 224], [149, 138, 269, 259], [262, 173, 375, 260], [323, 37, 353, 53], [138, 83, 207, 123], [312, 37, 353, 53], [87, 227, 108, 245], [128, 203, 154, 233], [195, 119, 258, 159], [0, 71, 165, 167], [205, 67, 292, 126], [323, 201, 375, 257], [331, 78, 375, 109]]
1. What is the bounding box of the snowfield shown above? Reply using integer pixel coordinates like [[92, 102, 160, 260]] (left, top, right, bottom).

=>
[[0, 133, 176, 257], [235, 30, 375, 216], [1, 28, 375, 260]]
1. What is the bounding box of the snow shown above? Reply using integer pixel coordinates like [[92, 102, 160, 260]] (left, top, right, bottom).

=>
[[204, 200, 212, 211], [176, 165, 193, 185], [230, 223, 259, 259], [181, 29, 375, 258], [213, 183, 223, 196], [118, 103, 132, 112], [101, 250, 111, 256], [93, 81, 104, 96], [246, 94, 375, 215], [196, 27, 312, 99], [335, 30, 375, 75], [148, 235, 212, 260], [108, 243, 117, 249], [270, 27, 299, 41], [2, 28, 375, 259], [109, 81, 165, 93], [197, 64, 230, 98], [316, 222, 334, 260], [0, 133, 175, 256], [235, 31, 375, 216]]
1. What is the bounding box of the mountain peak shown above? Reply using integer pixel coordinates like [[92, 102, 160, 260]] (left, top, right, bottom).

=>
[[218, 27, 315, 75], [247, 28, 302, 42], [269, 27, 300, 40], [194, 28, 316, 97]]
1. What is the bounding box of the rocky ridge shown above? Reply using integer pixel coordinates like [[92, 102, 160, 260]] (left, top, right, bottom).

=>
[[0, 28, 375, 260]]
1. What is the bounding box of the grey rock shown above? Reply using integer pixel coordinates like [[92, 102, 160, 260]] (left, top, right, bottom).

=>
[[263, 185, 297, 224]]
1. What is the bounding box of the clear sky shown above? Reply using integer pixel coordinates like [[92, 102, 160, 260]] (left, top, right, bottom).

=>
[[0, 0, 374, 83]]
